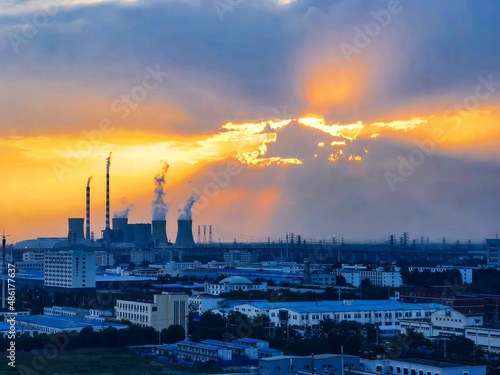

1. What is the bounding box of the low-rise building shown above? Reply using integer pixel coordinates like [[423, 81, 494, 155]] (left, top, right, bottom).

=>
[[399, 309, 483, 338], [16, 315, 127, 334], [360, 357, 486, 375], [201, 339, 258, 360], [259, 354, 360, 375], [465, 326, 500, 354], [204, 276, 268, 296], [176, 341, 232, 362]]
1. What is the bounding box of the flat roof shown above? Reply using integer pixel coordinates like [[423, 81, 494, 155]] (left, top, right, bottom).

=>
[[393, 358, 485, 369], [201, 339, 251, 349], [17, 315, 127, 330], [237, 338, 264, 343], [259, 348, 282, 353], [237, 300, 449, 313], [176, 341, 225, 351]]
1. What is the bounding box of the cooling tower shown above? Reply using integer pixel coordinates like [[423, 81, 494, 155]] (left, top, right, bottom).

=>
[[112, 217, 128, 232], [68, 218, 85, 240], [175, 220, 195, 248], [152, 220, 168, 244]]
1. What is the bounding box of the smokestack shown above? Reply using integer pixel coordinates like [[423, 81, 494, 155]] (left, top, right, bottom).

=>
[[152, 220, 168, 245], [68, 218, 85, 241], [86, 177, 92, 240], [106, 153, 111, 230], [303, 259, 311, 284], [175, 219, 195, 248]]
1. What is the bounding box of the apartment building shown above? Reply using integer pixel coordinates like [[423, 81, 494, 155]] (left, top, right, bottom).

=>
[[487, 239, 500, 266], [115, 292, 188, 332], [408, 265, 474, 284], [333, 266, 402, 287], [44, 250, 96, 289]]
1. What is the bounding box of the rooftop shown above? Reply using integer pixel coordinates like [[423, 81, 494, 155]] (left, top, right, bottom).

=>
[[393, 358, 485, 369], [17, 315, 127, 330], [176, 341, 225, 351]]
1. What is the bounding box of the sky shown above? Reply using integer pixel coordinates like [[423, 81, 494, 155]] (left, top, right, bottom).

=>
[[0, 0, 499, 243]]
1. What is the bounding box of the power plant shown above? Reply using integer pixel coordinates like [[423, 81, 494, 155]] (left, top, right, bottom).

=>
[[62, 155, 198, 249]]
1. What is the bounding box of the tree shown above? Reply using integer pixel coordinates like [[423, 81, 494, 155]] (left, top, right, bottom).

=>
[[162, 325, 185, 344]]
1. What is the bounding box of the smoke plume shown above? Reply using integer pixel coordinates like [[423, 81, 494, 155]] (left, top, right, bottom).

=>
[[152, 161, 169, 221], [87, 176, 92, 188], [114, 197, 134, 218], [106, 152, 112, 172], [178, 194, 201, 220]]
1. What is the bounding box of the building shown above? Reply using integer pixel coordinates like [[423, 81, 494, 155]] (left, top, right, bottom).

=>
[[23, 252, 45, 262], [487, 239, 500, 266], [44, 305, 114, 321], [399, 309, 483, 338], [360, 357, 486, 375], [231, 300, 450, 332], [309, 273, 336, 286], [333, 266, 402, 287], [259, 354, 360, 375], [465, 326, 500, 354], [408, 265, 474, 284], [201, 339, 258, 360], [189, 295, 225, 315], [95, 251, 114, 267], [399, 287, 485, 316], [224, 250, 258, 264], [16, 315, 127, 334], [204, 276, 268, 296], [44, 250, 96, 289], [115, 292, 188, 332], [176, 341, 232, 362], [130, 249, 156, 265]]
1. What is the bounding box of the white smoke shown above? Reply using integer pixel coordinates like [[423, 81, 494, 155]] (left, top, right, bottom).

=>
[[114, 197, 134, 218], [178, 194, 201, 220], [152, 161, 169, 221]]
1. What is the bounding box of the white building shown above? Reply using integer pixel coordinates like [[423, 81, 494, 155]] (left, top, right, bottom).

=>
[[189, 295, 225, 315], [115, 292, 188, 332], [204, 276, 268, 296], [23, 252, 45, 262], [333, 267, 402, 287], [44, 250, 96, 289], [360, 357, 486, 375], [408, 265, 474, 284], [399, 309, 483, 338], [465, 326, 500, 354], [231, 300, 450, 331]]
